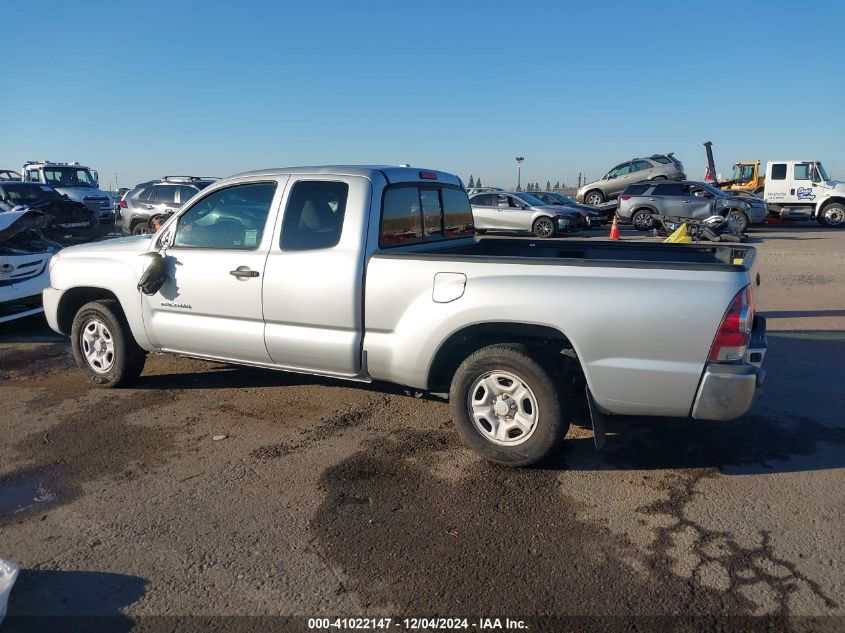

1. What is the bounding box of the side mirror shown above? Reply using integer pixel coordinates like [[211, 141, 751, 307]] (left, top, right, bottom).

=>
[[522, 204, 531, 210], [608, 174, 616, 179]]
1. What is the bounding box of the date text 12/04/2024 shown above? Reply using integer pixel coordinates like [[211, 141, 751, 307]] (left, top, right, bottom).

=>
[[307, 617, 528, 630]]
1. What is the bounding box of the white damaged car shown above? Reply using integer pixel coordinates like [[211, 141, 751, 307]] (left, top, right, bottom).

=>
[[0, 210, 61, 323]]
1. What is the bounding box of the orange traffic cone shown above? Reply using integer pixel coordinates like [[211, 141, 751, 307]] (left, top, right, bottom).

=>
[[609, 215, 620, 240]]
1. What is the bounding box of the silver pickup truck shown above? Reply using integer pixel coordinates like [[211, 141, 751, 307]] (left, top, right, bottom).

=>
[[43, 166, 767, 466]]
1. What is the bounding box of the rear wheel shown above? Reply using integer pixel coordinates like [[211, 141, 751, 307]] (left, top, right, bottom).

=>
[[818, 203, 845, 228], [71, 300, 146, 387], [449, 344, 570, 467], [584, 189, 605, 206], [631, 209, 655, 231], [532, 216, 556, 238], [131, 221, 150, 236]]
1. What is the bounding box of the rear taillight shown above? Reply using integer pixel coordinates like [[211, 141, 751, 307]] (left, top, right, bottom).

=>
[[708, 285, 754, 362], [619, 195, 631, 201], [118, 200, 127, 208]]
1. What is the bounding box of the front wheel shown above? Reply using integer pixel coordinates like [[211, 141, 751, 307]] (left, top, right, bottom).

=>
[[631, 209, 655, 231], [449, 344, 570, 467], [532, 216, 556, 238], [584, 189, 605, 206], [71, 300, 147, 387], [818, 203, 845, 228], [728, 209, 749, 233]]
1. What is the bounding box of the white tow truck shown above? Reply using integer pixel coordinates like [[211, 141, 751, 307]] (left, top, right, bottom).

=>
[[21, 161, 115, 228], [763, 160, 845, 227]]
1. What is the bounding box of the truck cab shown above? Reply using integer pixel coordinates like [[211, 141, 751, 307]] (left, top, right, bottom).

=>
[[763, 160, 845, 227], [724, 161, 764, 194], [21, 161, 115, 228]]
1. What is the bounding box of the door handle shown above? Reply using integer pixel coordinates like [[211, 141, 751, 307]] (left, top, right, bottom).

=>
[[790, 189, 795, 195], [230, 266, 259, 278]]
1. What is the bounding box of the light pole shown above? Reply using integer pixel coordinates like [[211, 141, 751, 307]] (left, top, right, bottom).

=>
[[515, 156, 524, 191]]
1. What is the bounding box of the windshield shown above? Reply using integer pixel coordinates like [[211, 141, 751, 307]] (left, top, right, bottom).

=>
[[3, 183, 63, 203], [815, 162, 830, 181], [551, 193, 576, 205], [42, 167, 97, 188], [697, 182, 727, 197], [515, 193, 547, 206]]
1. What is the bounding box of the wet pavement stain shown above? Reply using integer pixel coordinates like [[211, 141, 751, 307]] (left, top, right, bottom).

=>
[[639, 470, 838, 614], [3, 389, 181, 524], [311, 428, 775, 616], [0, 466, 58, 520]]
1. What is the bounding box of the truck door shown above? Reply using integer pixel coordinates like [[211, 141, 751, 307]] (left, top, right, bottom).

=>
[[141, 180, 281, 363], [262, 176, 369, 377], [791, 162, 824, 206], [764, 163, 789, 205]]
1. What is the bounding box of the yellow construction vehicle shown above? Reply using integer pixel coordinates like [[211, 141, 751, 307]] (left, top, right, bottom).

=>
[[703, 142, 766, 194]]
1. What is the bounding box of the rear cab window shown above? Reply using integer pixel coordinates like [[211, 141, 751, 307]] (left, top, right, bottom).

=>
[[380, 185, 474, 247]]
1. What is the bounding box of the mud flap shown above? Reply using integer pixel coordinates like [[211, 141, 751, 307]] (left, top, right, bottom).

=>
[[586, 386, 606, 450]]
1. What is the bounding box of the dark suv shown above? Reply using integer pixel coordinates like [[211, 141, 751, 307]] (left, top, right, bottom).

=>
[[617, 180, 764, 232], [117, 176, 218, 235]]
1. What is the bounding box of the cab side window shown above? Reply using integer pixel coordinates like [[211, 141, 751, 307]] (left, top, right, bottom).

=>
[[174, 182, 277, 249], [793, 164, 811, 180], [179, 185, 200, 204], [153, 184, 179, 204], [280, 181, 348, 251], [771, 164, 787, 180]]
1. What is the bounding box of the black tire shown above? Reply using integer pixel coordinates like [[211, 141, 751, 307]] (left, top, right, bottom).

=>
[[631, 208, 655, 231], [584, 189, 605, 206], [131, 221, 149, 236], [728, 209, 749, 233], [532, 216, 556, 238], [818, 203, 845, 228], [71, 300, 146, 387], [449, 344, 570, 467]]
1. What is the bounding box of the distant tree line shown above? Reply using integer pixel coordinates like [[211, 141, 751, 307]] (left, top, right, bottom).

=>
[[467, 175, 566, 191]]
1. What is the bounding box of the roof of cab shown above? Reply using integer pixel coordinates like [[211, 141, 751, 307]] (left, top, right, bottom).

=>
[[229, 165, 462, 186]]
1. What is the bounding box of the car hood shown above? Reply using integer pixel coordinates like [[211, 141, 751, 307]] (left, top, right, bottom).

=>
[[0, 209, 53, 243], [52, 186, 112, 201], [820, 180, 845, 193], [58, 234, 151, 257], [558, 202, 600, 215]]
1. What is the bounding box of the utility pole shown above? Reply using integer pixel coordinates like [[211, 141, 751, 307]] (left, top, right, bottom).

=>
[[515, 156, 524, 191]]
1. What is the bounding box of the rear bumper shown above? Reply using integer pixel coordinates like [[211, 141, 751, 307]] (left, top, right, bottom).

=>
[[691, 316, 767, 421]]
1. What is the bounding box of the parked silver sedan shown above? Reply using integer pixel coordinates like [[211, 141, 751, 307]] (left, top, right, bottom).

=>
[[469, 191, 574, 237]]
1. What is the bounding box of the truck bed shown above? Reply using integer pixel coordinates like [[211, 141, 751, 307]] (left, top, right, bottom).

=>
[[375, 238, 756, 271]]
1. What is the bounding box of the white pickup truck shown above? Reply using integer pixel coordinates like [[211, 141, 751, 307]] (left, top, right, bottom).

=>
[[43, 166, 767, 466], [763, 160, 845, 227]]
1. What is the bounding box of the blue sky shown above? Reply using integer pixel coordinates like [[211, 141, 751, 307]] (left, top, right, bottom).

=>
[[1, 0, 843, 190]]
